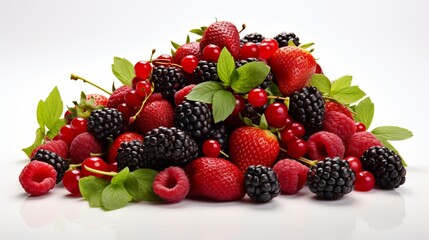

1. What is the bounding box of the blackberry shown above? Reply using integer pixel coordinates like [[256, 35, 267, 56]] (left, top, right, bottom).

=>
[[174, 100, 213, 142], [87, 108, 123, 140], [274, 32, 300, 47], [116, 140, 148, 171], [360, 146, 406, 189], [240, 102, 267, 125], [240, 32, 265, 45], [206, 123, 228, 152], [235, 58, 273, 89], [31, 149, 69, 184], [152, 65, 187, 103], [193, 60, 219, 83], [289, 86, 325, 132], [244, 165, 280, 203], [143, 127, 199, 169], [307, 157, 356, 200]]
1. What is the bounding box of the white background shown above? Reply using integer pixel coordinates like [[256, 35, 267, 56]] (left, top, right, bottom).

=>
[[1, 0, 428, 239]]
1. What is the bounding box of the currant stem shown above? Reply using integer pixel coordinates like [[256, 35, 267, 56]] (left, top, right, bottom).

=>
[[68, 163, 82, 171], [279, 147, 317, 166], [220, 150, 229, 159], [70, 73, 112, 95], [267, 96, 288, 101], [129, 84, 155, 124], [84, 165, 117, 177]]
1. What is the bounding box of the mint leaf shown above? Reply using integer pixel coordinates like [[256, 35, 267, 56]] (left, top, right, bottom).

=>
[[185, 81, 225, 103], [232, 62, 270, 93], [111, 167, 130, 185], [332, 86, 365, 104], [259, 114, 268, 130], [310, 74, 331, 95], [22, 127, 45, 157], [371, 126, 413, 141], [354, 97, 374, 128], [331, 75, 352, 94], [377, 137, 407, 167], [217, 48, 236, 86], [101, 184, 132, 210], [112, 57, 135, 86], [36, 100, 45, 129], [46, 118, 66, 139], [42, 87, 63, 130], [266, 81, 282, 97], [79, 176, 110, 208], [126, 168, 160, 202], [212, 90, 236, 123]]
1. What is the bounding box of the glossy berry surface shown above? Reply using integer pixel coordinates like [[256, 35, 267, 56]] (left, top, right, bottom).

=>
[[181, 55, 199, 73], [290, 122, 305, 139], [239, 42, 260, 59], [134, 61, 152, 80], [81, 157, 109, 178], [247, 88, 268, 107], [287, 139, 307, 159], [70, 117, 87, 135], [202, 139, 221, 157], [231, 94, 245, 116], [125, 90, 144, 108], [345, 156, 362, 174], [355, 122, 366, 132], [62, 169, 82, 196], [202, 44, 221, 62], [280, 128, 296, 143], [135, 80, 152, 97], [58, 125, 77, 145], [354, 171, 375, 191], [265, 102, 288, 128], [259, 38, 279, 59]]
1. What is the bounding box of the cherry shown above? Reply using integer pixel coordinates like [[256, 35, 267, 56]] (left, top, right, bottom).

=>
[[345, 156, 362, 174], [284, 116, 294, 128], [315, 63, 323, 74], [155, 54, 173, 63], [70, 117, 87, 135], [134, 61, 152, 80], [62, 169, 82, 196], [104, 162, 118, 181], [135, 80, 152, 97], [239, 42, 260, 59], [247, 88, 268, 107], [265, 102, 288, 128], [259, 38, 279, 59], [202, 44, 221, 62], [125, 90, 144, 108], [280, 128, 296, 143], [181, 55, 199, 73], [116, 102, 133, 124], [354, 171, 375, 191], [58, 125, 77, 145], [81, 157, 109, 178], [64, 109, 73, 124], [290, 122, 305, 139], [202, 139, 221, 157], [231, 94, 245, 116], [355, 122, 366, 132], [132, 76, 144, 89], [287, 139, 307, 159]]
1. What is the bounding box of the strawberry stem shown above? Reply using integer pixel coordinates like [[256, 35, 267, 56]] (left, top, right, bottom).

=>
[[70, 74, 112, 95]]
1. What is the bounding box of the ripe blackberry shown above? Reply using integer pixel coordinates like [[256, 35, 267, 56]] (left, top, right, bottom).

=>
[[235, 58, 273, 89], [274, 32, 300, 47], [307, 157, 356, 200], [31, 149, 69, 184], [151, 65, 187, 103], [143, 127, 199, 169], [240, 102, 267, 125], [193, 60, 219, 83], [360, 146, 406, 189], [289, 86, 325, 132], [174, 100, 213, 141], [244, 165, 280, 203], [116, 140, 148, 171], [87, 108, 123, 140], [240, 32, 265, 45]]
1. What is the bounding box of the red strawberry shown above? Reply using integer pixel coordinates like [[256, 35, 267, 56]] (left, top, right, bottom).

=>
[[173, 42, 201, 64], [135, 95, 174, 134], [107, 132, 144, 163], [200, 21, 240, 59], [229, 126, 280, 173], [86, 94, 108, 106], [107, 85, 132, 108], [270, 46, 316, 96], [185, 157, 245, 201], [325, 101, 354, 120]]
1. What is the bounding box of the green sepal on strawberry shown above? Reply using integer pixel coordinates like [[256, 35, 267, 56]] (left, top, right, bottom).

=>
[[68, 92, 105, 119]]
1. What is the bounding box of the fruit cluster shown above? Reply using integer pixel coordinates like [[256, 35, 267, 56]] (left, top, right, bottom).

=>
[[19, 20, 412, 210]]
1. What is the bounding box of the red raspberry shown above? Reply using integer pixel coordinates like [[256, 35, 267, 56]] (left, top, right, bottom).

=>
[[273, 159, 308, 194], [69, 132, 104, 164], [307, 131, 345, 160], [30, 140, 69, 159], [174, 84, 195, 106], [345, 131, 383, 158], [135, 98, 174, 134], [325, 101, 353, 120], [107, 85, 132, 108], [323, 111, 356, 142], [19, 161, 57, 196], [153, 167, 190, 203]]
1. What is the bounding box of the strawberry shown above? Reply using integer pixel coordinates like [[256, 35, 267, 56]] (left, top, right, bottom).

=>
[[107, 85, 132, 108], [135, 94, 174, 134], [270, 46, 316, 96], [185, 157, 245, 201], [229, 126, 280, 173], [107, 132, 144, 163], [86, 94, 108, 106], [173, 42, 201, 64], [325, 101, 354, 120], [200, 21, 240, 59]]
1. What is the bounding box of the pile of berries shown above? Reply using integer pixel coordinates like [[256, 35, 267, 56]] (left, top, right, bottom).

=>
[[19, 20, 411, 209]]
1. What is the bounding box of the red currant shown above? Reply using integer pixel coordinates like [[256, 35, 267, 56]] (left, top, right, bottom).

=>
[[315, 63, 323, 74], [247, 88, 268, 107], [125, 90, 144, 108], [239, 42, 260, 59], [262, 38, 279, 50], [132, 76, 144, 89], [70, 117, 87, 135], [81, 157, 109, 178], [64, 109, 73, 124], [290, 122, 305, 139], [231, 94, 245, 116], [135, 80, 152, 97], [284, 116, 294, 128], [62, 169, 82, 196], [287, 139, 307, 159], [202, 44, 221, 62], [181, 55, 199, 73], [259, 38, 279, 59], [116, 102, 133, 124], [355, 122, 366, 132], [280, 128, 296, 143], [134, 61, 152, 80], [265, 102, 288, 128], [58, 125, 77, 145], [345, 156, 362, 174], [202, 139, 221, 157], [354, 171, 375, 191]]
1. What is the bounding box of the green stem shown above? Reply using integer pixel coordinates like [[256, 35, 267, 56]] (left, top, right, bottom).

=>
[[129, 84, 155, 124], [68, 163, 82, 171], [279, 147, 317, 166], [220, 150, 229, 159], [70, 73, 112, 95], [84, 165, 117, 177]]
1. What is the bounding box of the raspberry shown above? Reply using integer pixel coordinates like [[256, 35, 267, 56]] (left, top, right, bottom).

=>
[[273, 159, 308, 194], [107, 85, 132, 108], [19, 161, 57, 196], [307, 131, 345, 160], [345, 131, 383, 158], [323, 111, 356, 142], [325, 101, 353, 120], [174, 84, 195, 106], [30, 140, 69, 160], [69, 132, 104, 164], [153, 167, 190, 203]]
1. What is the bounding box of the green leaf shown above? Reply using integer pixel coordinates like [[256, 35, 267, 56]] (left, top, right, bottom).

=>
[[310, 74, 331, 95], [126, 168, 160, 202], [377, 137, 407, 167], [332, 86, 366, 104], [101, 184, 132, 210], [79, 176, 110, 208], [232, 62, 270, 93], [190, 28, 204, 36], [36, 100, 45, 129], [266, 81, 282, 97], [259, 114, 268, 130], [171, 41, 181, 49], [42, 87, 63, 130], [112, 57, 135, 86], [354, 97, 374, 128], [22, 127, 45, 157], [185, 81, 225, 103], [217, 48, 236, 86], [371, 126, 413, 141], [46, 118, 66, 139], [331, 75, 353, 94], [212, 90, 236, 123], [111, 167, 130, 185]]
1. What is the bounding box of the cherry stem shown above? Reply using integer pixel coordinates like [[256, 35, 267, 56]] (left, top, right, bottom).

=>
[[220, 150, 229, 159], [239, 23, 246, 33], [149, 49, 156, 62], [129, 84, 155, 124], [279, 147, 317, 166], [84, 165, 117, 177], [70, 74, 112, 95], [267, 96, 288, 101], [68, 163, 82, 170]]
